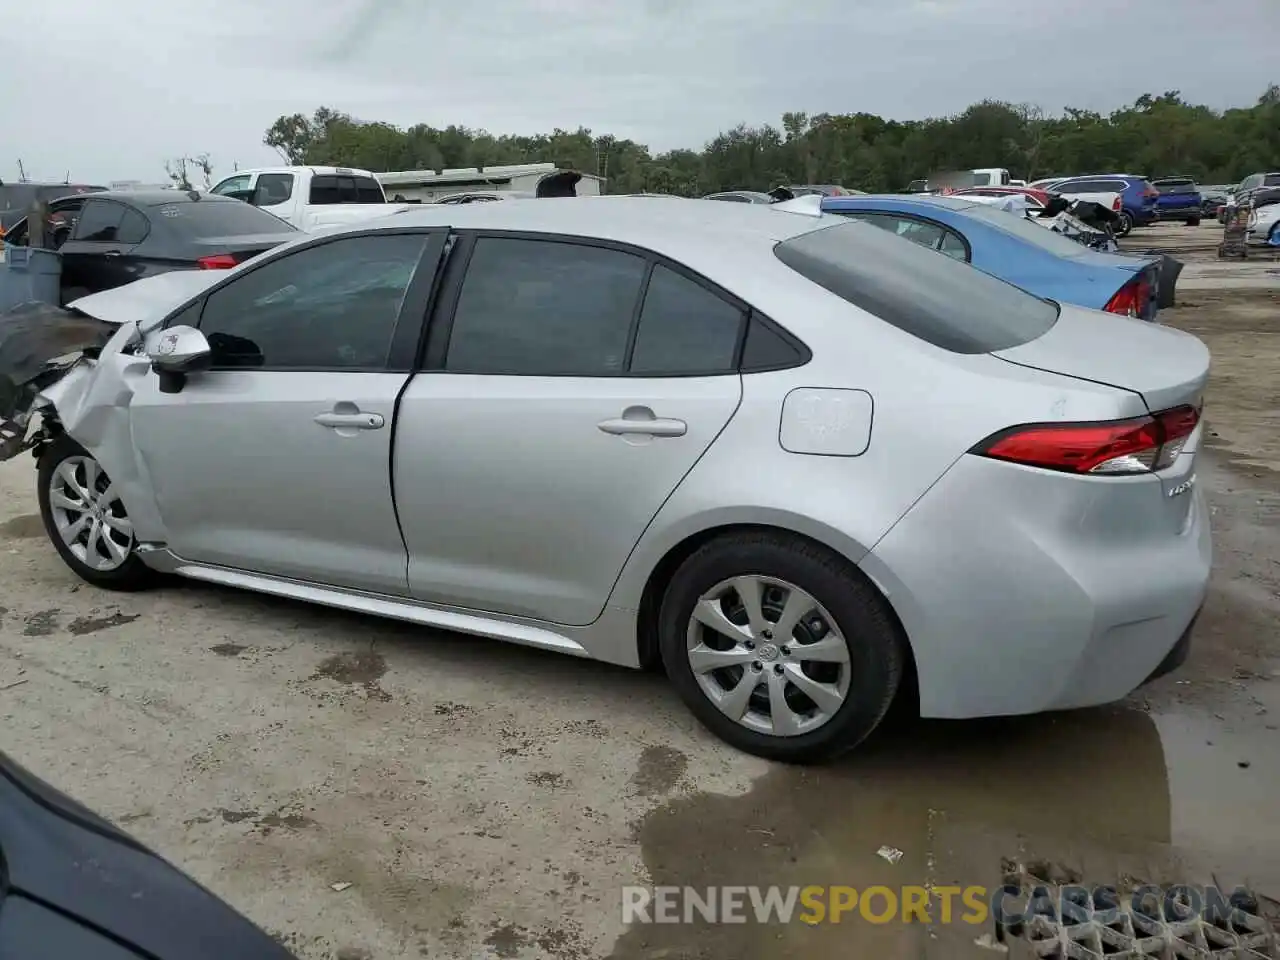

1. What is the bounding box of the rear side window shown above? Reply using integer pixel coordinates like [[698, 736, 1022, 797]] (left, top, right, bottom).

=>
[[629, 265, 745, 375], [445, 238, 647, 375], [72, 200, 126, 241], [1266, 174, 1280, 187], [355, 176, 384, 202], [774, 220, 1059, 354], [150, 199, 298, 237], [309, 174, 384, 203]]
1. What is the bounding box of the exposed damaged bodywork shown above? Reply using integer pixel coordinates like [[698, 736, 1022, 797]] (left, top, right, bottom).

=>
[[0, 302, 117, 458]]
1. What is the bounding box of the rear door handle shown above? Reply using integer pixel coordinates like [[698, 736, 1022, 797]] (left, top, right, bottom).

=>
[[314, 412, 385, 429], [102, 250, 122, 257], [597, 406, 687, 438]]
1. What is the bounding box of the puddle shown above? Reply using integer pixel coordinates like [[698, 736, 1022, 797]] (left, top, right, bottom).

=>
[[607, 694, 1280, 959]]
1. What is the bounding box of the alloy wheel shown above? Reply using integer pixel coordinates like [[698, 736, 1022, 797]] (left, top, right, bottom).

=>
[[48, 455, 134, 572], [685, 575, 851, 737]]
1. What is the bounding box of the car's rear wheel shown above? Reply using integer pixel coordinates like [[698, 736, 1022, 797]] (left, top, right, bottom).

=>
[[1114, 211, 1134, 237], [1186, 216, 1201, 226], [37, 434, 154, 591], [658, 531, 904, 763]]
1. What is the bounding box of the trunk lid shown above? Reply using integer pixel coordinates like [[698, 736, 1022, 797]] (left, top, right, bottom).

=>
[[992, 303, 1208, 413]]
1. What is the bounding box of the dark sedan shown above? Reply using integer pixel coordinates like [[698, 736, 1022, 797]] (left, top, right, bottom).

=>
[[1, 190, 298, 303], [0, 751, 295, 959]]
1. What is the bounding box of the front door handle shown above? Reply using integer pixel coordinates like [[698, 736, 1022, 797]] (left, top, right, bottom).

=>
[[597, 406, 687, 438], [314, 412, 385, 429]]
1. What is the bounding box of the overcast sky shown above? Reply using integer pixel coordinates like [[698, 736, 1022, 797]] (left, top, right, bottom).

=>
[[3, 0, 1276, 184]]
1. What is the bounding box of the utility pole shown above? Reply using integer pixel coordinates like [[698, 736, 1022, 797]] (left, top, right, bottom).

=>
[[16, 159, 26, 181]]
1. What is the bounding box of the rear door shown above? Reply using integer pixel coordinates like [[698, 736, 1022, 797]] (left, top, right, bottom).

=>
[[127, 229, 447, 594], [58, 199, 141, 296], [394, 233, 745, 626]]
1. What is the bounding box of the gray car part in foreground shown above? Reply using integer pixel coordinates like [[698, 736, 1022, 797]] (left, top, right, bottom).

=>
[[0, 196, 1212, 762]]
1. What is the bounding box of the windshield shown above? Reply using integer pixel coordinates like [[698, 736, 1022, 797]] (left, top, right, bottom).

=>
[[958, 203, 1098, 257], [775, 219, 1059, 354], [150, 199, 298, 237]]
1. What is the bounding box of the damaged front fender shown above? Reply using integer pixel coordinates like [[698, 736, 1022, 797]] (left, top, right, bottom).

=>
[[0, 304, 168, 543], [0, 301, 119, 460]]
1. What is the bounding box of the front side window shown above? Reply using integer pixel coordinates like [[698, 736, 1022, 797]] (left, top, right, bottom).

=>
[[211, 175, 252, 198], [71, 200, 126, 241], [197, 233, 428, 370], [253, 173, 294, 207], [444, 237, 647, 376], [629, 265, 745, 375]]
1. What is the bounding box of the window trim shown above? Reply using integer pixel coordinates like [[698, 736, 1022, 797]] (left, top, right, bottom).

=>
[[831, 210, 972, 262], [420, 228, 808, 379], [159, 226, 448, 374]]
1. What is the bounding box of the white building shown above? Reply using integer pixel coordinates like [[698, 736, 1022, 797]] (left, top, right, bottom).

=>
[[377, 163, 605, 202]]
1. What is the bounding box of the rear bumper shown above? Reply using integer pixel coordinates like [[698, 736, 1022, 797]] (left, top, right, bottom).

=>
[[1156, 204, 1202, 219], [861, 454, 1211, 719]]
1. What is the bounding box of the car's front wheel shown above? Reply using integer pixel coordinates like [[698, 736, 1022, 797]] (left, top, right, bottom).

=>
[[37, 434, 154, 591], [658, 531, 905, 763]]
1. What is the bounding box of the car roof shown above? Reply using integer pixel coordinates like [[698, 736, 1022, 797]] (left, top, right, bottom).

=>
[[385, 195, 827, 245], [52, 190, 238, 207]]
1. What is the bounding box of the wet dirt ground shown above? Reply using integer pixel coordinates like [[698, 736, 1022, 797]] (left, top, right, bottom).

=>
[[0, 222, 1277, 958]]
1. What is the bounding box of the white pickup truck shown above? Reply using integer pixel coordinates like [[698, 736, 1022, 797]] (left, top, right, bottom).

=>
[[207, 166, 411, 231]]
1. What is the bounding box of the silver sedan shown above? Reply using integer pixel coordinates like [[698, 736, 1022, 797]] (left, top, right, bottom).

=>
[[3, 195, 1211, 762]]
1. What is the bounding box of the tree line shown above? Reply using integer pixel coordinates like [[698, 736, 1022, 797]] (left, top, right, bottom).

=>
[[259, 87, 1280, 196]]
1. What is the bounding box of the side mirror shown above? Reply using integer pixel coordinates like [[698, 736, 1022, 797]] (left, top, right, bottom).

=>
[[149, 325, 211, 373], [148, 325, 211, 394]]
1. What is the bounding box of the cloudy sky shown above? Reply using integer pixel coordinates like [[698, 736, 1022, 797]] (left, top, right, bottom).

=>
[[3, 0, 1276, 184]]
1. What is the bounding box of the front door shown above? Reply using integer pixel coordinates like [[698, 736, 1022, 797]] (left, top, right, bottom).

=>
[[127, 229, 445, 595], [395, 235, 746, 626]]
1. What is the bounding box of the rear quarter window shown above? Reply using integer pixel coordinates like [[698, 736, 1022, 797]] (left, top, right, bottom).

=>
[[774, 219, 1059, 354], [150, 199, 298, 237]]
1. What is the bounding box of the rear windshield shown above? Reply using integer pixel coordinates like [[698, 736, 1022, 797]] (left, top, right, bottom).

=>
[[774, 219, 1059, 354], [149, 199, 298, 237], [1155, 178, 1196, 191], [958, 203, 1098, 257]]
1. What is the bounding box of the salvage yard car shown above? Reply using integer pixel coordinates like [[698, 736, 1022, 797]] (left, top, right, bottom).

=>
[[208, 165, 412, 230], [0, 197, 1211, 763], [0, 190, 299, 302], [820, 194, 1164, 320]]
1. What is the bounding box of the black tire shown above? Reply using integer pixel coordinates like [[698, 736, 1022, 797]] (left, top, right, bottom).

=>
[[1113, 211, 1133, 237], [37, 433, 155, 591], [1186, 217, 1201, 227], [657, 531, 905, 764]]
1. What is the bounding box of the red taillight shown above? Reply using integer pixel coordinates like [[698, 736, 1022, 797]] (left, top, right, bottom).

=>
[[1112, 195, 1122, 212], [197, 253, 238, 269], [1104, 276, 1151, 318], [973, 405, 1200, 475]]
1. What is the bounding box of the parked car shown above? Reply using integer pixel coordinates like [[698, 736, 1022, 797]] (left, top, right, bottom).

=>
[[1029, 177, 1069, 190], [435, 191, 536, 204], [0, 181, 106, 232], [703, 191, 777, 203], [1150, 177, 1203, 225], [820, 194, 1163, 320], [1246, 188, 1280, 247], [1048, 175, 1160, 236], [208, 166, 412, 230], [0, 190, 299, 303], [904, 179, 931, 193], [782, 184, 862, 197], [949, 185, 1052, 208], [1231, 171, 1280, 207], [1198, 184, 1235, 219], [0, 750, 294, 958], [0, 198, 1208, 763]]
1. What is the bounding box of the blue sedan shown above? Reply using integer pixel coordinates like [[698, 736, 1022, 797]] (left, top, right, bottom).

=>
[[820, 195, 1162, 321]]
